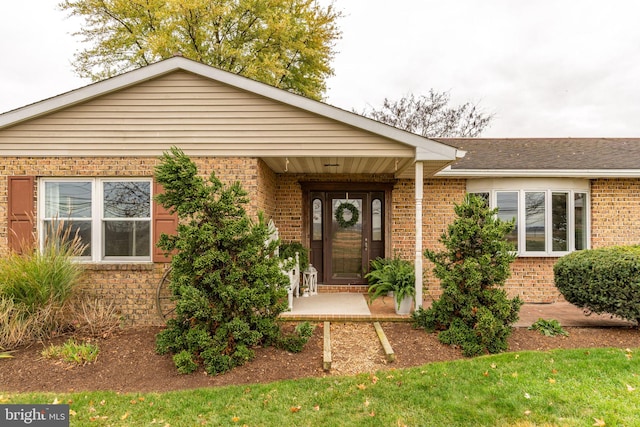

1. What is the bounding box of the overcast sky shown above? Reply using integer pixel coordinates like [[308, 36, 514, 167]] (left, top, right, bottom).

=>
[[1, 1, 639, 137]]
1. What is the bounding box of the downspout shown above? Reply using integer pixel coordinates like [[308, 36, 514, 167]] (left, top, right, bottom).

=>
[[414, 161, 424, 309]]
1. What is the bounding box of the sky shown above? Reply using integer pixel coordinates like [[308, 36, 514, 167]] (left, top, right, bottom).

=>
[[1, 1, 640, 137]]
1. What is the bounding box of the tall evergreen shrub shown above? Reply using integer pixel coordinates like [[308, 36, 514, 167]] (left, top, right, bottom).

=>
[[154, 147, 311, 374], [413, 194, 522, 356]]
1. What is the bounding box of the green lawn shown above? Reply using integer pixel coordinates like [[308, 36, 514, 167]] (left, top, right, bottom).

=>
[[3, 347, 639, 426]]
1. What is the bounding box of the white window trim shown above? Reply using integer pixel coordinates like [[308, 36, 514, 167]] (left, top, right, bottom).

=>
[[468, 178, 591, 257], [39, 177, 153, 263]]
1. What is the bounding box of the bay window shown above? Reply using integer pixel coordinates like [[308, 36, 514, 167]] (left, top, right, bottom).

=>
[[469, 179, 589, 256], [40, 178, 152, 262]]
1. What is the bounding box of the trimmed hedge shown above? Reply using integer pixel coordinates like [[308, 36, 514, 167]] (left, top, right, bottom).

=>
[[554, 246, 640, 324]]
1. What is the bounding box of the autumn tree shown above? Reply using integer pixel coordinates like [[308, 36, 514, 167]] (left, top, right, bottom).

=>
[[361, 90, 493, 137], [59, 0, 342, 100]]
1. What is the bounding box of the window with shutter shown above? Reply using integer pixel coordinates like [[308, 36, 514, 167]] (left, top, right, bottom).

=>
[[152, 181, 178, 263], [8, 176, 35, 253]]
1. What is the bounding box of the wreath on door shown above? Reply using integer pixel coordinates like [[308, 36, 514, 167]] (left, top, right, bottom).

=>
[[335, 201, 359, 228]]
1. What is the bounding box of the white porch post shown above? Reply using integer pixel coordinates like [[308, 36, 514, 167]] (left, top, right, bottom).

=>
[[414, 161, 424, 309]]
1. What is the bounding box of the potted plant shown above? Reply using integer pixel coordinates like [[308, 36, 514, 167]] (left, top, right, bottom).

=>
[[278, 241, 309, 271], [366, 257, 415, 314]]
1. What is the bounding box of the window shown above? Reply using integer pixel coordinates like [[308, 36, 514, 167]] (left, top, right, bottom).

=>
[[312, 198, 322, 241], [469, 179, 589, 256], [40, 178, 152, 262], [371, 198, 382, 241]]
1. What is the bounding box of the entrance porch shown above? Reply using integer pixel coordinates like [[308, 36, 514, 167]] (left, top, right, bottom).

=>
[[279, 293, 412, 322]]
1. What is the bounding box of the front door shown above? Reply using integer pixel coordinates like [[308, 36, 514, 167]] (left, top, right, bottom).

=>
[[308, 189, 386, 285]]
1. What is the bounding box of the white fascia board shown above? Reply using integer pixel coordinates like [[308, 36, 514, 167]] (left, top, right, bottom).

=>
[[436, 166, 640, 178], [414, 146, 465, 162], [0, 57, 461, 160]]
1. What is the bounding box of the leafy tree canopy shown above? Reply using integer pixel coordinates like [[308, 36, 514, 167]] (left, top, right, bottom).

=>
[[59, 0, 342, 100], [361, 90, 493, 137]]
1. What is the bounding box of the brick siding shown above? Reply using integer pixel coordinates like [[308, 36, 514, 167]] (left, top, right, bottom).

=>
[[4, 153, 640, 324], [1, 156, 260, 325]]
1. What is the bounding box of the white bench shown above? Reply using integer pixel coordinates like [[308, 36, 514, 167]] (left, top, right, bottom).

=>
[[283, 252, 300, 311], [266, 219, 301, 311]]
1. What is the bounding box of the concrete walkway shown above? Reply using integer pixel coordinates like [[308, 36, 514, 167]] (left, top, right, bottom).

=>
[[515, 301, 635, 328], [280, 293, 637, 328]]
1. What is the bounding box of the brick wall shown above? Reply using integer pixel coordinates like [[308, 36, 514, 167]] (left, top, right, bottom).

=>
[[390, 178, 570, 303], [1, 156, 260, 325], [273, 174, 304, 243], [591, 178, 640, 248], [4, 152, 640, 324]]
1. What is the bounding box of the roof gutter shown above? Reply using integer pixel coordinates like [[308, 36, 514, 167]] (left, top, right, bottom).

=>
[[436, 165, 640, 178]]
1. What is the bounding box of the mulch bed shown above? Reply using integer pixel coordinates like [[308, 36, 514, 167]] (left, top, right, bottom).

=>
[[2, 322, 639, 393]]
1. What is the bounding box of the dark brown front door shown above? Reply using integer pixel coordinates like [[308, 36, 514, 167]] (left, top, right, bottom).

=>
[[308, 189, 385, 285]]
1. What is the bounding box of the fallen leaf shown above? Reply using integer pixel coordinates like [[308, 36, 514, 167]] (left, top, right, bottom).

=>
[[369, 410, 375, 417], [290, 406, 301, 413], [524, 393, 531, 399], [491, 363, 497, 369], [524, 410, 531, 416], [232, 416, 240, 422], [627, 384, 636, 392], [515, 354, 520, 359], [548, 378, 556, 384], [511, 372, 518, 378], [371, 375, 379, 384], [52, 398, 60, 405], [357, 383, 367, 390], [593, 417, 606, 426], [364, 399, 370, 407], [121, 412, 130, 420], [313, 405, 320, 411], [483, 371, 489, 377]]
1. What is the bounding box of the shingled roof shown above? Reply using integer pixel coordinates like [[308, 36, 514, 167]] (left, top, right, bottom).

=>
[[433, 138, 640, 177]]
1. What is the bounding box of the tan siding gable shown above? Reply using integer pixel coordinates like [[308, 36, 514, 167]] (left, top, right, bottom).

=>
[[0, 71, 414, 158]]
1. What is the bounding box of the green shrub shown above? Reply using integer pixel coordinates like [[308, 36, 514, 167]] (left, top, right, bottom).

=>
[[154, 147, 309, 375], [366, 257, 415, 310], [413, 194, 522, 357], [277, 321, 315, 353], [279, 241, 309, 271], [528, 318, 569, 337], [554, 246, 640, 324], [41, 338, 99, 364], [173, 350, 198, 374], [0, 222, 86, 350], [0, 222, 85, 314]]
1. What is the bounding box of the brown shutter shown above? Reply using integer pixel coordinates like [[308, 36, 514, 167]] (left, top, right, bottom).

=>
[[8, 176, 35, 253], [152, 180, 178, 263]]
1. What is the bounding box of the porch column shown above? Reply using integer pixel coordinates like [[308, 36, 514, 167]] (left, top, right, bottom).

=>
[[414, 161, 424, 309]]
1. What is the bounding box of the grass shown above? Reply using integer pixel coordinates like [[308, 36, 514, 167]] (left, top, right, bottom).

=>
[[2, 347, 639, 426]]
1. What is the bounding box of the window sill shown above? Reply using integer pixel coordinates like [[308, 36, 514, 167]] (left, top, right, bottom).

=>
[[83, 263, 154, 271]]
